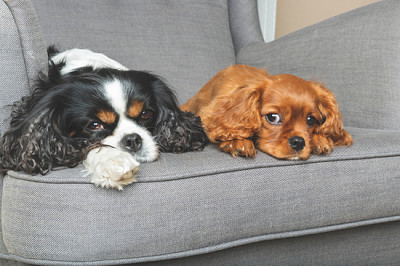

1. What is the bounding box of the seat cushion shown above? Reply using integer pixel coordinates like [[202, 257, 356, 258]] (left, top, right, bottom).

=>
[[2, 127, 400, 264], [31, 0, 236, 104]]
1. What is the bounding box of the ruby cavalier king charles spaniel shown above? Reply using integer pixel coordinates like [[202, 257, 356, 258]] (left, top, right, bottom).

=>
[[181, 64, 353, 160]]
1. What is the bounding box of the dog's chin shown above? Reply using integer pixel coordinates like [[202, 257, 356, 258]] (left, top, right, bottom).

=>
[[287, 155, 307, 161], [271, 153, 310, 161], [132, 149, 159, 163], [258, 144, 311, 161], [284, 151, 311, 161], [120, 141, 159, 163], [278, 151, 311, 161]]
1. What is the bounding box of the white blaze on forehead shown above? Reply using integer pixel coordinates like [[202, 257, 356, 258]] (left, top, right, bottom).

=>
[[102, 79, 158, 162], [104, 79, 127, 115]]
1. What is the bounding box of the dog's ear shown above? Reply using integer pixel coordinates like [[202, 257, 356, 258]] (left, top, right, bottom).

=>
[[153, 109, 208, 153], [0, 96, 93, 174], [312, 82, 352, 146], [151, 79, 208, 153], [0, 72, 94, 174], [201, 82, 264, 143]]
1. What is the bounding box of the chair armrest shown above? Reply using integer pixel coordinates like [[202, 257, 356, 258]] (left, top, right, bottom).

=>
[[1, 0, 47, 136], [4, 0, 47, 87], [237, 0, 400, 130]]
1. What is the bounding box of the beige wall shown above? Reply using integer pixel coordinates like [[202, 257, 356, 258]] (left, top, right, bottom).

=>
[[275, 0, 381, 39]]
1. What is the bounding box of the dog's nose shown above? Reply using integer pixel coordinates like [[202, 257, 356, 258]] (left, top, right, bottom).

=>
[[288, 136, 305, 151], [122, 133, 142, 152]]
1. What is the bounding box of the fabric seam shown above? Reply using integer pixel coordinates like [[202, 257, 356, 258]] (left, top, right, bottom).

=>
[[1, 215, 399, 265]]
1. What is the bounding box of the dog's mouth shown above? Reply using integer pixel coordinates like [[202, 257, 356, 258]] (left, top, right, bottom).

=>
[[257, 136, 312, 160], [120, 139, 159, 163], [286, 153, 310, 161], [260, 148, 311, 161], [272, 150, 310, 161], [132, 148, 159, 163], [286, 148, 311, 161], [272, 146, 311, 161]]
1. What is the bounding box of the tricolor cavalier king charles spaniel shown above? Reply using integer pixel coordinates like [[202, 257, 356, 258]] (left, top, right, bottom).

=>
[[0, 47, 207, 190], [181, 64, 352, 160]]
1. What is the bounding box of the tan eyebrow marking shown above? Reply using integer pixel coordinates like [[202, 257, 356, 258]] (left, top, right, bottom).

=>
[[68, 131, 76, 137], [96, 109, 117, 124], [127, 101, 144, 118]]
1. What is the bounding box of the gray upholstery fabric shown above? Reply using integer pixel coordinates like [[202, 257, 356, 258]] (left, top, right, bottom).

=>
[[2, 128, 400, 264], [237, 0, 400, 130], [1, 0, 400, 264], [0, 0, 25, 137], [31, 0, 237, 104], [228, 0, 264, 55], [0, 177, 8, 257], [3, 0, 47, 87], [0, 0, 47, 134], [140, 221, 400, 265], [0, 1, 28, 136], [3, 222, 400, 265]]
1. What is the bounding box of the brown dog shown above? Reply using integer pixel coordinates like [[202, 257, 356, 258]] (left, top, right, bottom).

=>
[[181, 64, 353, 160]]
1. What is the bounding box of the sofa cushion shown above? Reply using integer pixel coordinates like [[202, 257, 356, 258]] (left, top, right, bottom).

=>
[[31, 0, 237, 104], [2, 127, 400, 264]]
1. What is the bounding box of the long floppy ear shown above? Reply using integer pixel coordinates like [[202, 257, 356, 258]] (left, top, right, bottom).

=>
[[312, 82, 353, 146], [151, 79, 208, 153], [0, 72, 95, 174], [201, 83, 264, 143]]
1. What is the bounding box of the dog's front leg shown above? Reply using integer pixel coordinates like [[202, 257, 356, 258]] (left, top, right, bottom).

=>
[[83, 146, 139, 190]]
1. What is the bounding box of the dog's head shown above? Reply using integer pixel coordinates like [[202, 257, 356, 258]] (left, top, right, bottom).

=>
[[256, 74, 345, 160], [0, 49, 207, 174]]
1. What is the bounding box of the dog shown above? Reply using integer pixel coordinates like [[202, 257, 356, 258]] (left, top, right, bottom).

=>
[[0, 47, 207, 190], [181, 64, 352, 160]]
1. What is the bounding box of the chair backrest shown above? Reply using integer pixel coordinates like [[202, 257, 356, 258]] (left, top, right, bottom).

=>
[[228, 0, 264, 54], [1, 0, 264, 137], [31, 0, 263, 103]]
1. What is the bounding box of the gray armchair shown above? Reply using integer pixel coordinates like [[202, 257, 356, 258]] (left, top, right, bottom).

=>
[[1, 0, 399, 264]]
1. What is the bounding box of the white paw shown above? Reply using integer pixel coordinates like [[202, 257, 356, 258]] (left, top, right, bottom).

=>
[[83, 147, 140, 190]]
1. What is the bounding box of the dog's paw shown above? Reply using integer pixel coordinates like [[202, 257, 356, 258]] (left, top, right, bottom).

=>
[[311, 135, 334, 155], [333, 129, 353, 147], [219, 139, 256, 158], [83, 147, 140, 190]]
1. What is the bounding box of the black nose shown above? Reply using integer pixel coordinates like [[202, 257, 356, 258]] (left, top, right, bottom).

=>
[[288, 136, 305, 151], [122, 134, 142, 152]]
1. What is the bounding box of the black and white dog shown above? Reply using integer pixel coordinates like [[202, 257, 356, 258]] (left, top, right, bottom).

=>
[[0, 47, 207, 190]]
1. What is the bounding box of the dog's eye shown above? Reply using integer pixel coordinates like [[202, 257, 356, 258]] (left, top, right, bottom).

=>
[[88, 122, 104, 131], [307, 115, 317, 126], [266, 113, 282, 125], [140, 109, 152, 120]]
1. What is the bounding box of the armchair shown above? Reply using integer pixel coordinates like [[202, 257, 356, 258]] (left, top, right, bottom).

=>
[[1, 0, 399, 264]]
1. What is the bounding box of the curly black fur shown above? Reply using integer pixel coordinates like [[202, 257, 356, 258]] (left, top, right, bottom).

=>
[[154, 111, 208, 153], [0, 71, 101, 174]]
